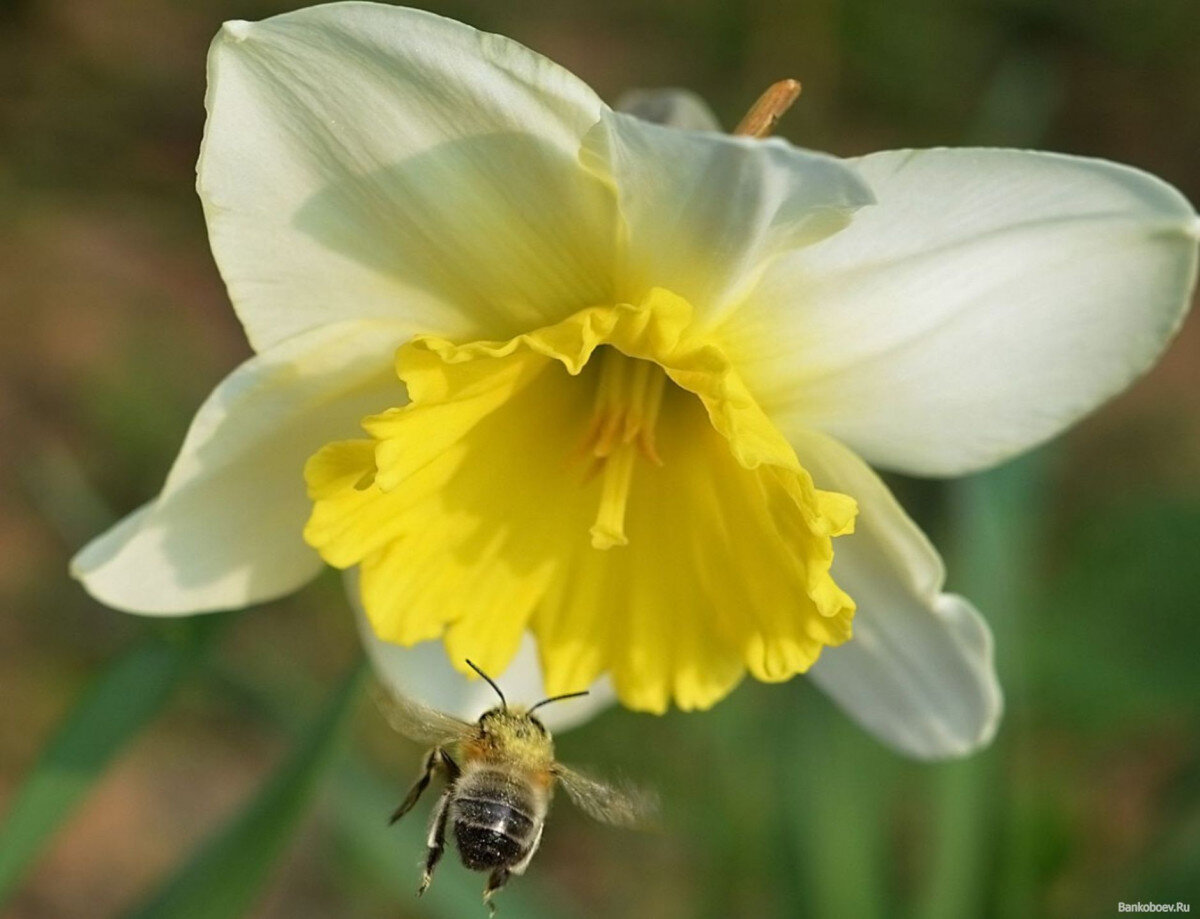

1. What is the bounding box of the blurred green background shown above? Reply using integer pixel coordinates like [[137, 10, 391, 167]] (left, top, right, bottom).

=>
[[2, 0, 1199, 917]]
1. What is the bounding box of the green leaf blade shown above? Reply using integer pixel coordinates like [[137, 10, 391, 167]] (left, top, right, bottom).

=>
[[121, 660, 367, 919], [0, 635, 209, 903]]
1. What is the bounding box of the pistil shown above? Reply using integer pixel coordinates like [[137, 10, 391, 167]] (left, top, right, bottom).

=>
[[582, 348, 667, 549]]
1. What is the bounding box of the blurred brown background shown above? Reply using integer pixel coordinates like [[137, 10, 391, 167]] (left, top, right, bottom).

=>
[[2, 1, 1199, 917]]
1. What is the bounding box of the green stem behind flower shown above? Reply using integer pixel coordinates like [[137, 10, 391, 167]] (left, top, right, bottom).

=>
[[0, 621, 221, 907], [120, 659, 366, 919]]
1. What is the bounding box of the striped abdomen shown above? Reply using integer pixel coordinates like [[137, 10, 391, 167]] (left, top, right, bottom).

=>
[[451, 768, 545, 871]]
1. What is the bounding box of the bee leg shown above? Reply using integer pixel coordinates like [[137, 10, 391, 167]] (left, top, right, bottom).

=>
[[482, 868, 510, 916], [418, 788, 453, 897], [509, 824, 543, 876], [392, 746, 458, 824]]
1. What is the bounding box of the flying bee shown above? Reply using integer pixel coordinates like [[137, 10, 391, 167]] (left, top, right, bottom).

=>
[[375, 660, 657, 914]]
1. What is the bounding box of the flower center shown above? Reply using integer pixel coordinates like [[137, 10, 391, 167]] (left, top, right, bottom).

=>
[[302, 290, 858, 712], [581, 348, 667, 549]]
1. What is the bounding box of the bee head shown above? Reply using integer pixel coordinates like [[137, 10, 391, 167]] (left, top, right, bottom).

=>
[[478, 706, 549, 739], [464, 660, 587, 743]]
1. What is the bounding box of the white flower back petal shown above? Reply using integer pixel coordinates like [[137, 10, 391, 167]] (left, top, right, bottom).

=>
[[349, 572, 615, 734], [71, 318, 410, 613], [794, 428, 1003, 758], [731, 148, 1199, 476], [615, 88, 723, 131], [579, 110, 874, 322], [200, 2, 618, 352]]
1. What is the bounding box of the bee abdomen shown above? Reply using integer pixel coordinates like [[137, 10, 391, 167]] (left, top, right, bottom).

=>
[[452, 796, 537, 871]]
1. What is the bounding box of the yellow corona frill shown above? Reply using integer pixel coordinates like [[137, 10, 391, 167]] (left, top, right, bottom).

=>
[[304, 289, 856, 711]]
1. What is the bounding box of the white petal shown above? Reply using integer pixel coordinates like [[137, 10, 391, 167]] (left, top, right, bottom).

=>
[[793, 428, 1003, 758], [580, 110, 874, 320], [615, 88, 722, 131], [730, 148, 1199, 476], [71, 319, 409, 613], [201, 4, 617, 352], [350, 573, 614, 734]]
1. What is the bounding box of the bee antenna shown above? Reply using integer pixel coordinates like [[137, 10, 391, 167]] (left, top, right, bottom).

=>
[[527, 690, 590, 714], [465, 659, 507, 710]]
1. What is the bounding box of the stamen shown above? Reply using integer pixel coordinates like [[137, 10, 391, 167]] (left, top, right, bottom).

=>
[[581, 348, 668, 548], [621, 359, 665, 464]]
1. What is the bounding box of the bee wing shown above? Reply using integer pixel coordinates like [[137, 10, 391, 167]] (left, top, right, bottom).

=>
[[370, 682, 475, 746], [553, 764, 659, 829]]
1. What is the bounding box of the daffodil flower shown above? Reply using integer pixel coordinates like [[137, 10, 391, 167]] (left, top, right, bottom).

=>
[[72, 2, 1199, 757]]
